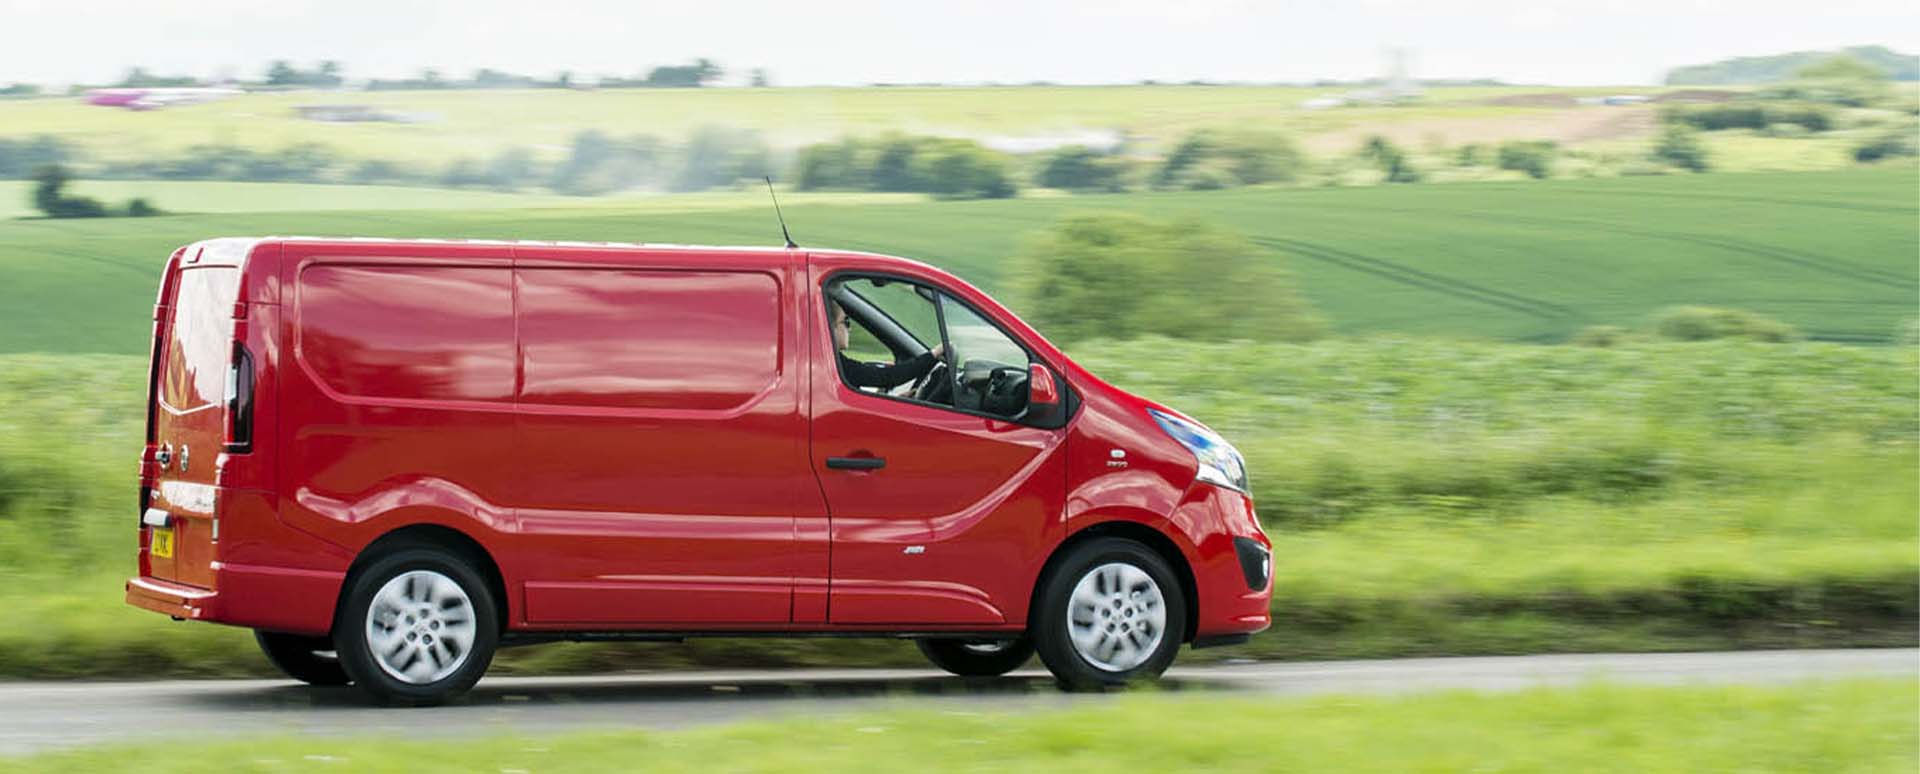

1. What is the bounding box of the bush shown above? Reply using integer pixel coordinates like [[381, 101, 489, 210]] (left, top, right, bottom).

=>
[[346, 159, 425, 186], [672, 126, 772, 193], [1360, 136, 1421, 183], [1496, 140, 1557, 179], [910, 140, 1017, 199], [1659, 103, 1835, 133], [1035, 145, 1133, 192], [792, 138, 868, 191], [1155, 130, 1305, 190], [1650, 306, 1800, 342], [124, 198, 161, 217], [787, 134, 1017, 199], [1652, 126, 1710, 172], [549, 131, 667, 195], [0, 135, 74, 179], [1571, 325, 1635, 347], [1006, 213, 1324, 343], [1853, 129, 1918, 163]]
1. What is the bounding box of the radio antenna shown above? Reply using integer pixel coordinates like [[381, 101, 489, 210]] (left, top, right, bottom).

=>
[[764, 176, 797, 249]]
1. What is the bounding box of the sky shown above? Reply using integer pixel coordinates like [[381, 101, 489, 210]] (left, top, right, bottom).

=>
[[2, 0, 1914, 87]]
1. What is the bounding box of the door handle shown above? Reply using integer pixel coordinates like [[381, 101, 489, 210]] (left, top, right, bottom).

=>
[[826, 456, 886, 470]]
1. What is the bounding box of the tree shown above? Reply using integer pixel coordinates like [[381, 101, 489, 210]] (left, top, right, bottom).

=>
[[30, 164, 108, 218], [266, 60, 299, 86], [317, 61, 343, 87], [1007, 214, 1324, 344], [1496, 140, 1556, 179], [1037, 146, 1132, 192], [1154, 130, 1305, 190], [751, 68, 771, 88], [1653, 125, 1709, 172], [1361, 136, 1421, 183], [31, 163, 68, 214], [645, 59, 723, 88]]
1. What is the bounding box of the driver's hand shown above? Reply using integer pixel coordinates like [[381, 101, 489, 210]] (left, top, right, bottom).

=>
[[930, 344, 947, 360]]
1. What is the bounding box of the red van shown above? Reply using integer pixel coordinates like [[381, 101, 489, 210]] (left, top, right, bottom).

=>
[[126, 237, 1271, 703]]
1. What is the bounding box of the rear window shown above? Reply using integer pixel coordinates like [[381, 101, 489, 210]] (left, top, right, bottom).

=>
[[159, 266, 238, 412], [297, 265, 515, 402], [517, 268, 781, 411]]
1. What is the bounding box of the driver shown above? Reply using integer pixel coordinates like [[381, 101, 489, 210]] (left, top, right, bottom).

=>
[[832, 301, 945, 391]]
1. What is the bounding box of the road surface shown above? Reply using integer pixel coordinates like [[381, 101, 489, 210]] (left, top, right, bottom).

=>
[[1, 648, 1912, 755]]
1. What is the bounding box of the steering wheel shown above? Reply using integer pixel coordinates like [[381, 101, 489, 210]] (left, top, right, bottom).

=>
[[910, 359, 950, 402]]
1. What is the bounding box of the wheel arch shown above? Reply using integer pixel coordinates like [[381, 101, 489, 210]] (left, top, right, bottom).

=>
[[336, 523, 511, 635], [1028, 520, 1200, 643]]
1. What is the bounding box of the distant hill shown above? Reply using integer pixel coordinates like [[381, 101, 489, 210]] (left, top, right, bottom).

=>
[[1665, 45, 1918, 85]]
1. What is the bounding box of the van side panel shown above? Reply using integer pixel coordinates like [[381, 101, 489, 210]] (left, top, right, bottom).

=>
[[509, 247, 823, 627], [274, 244, 519, 616]]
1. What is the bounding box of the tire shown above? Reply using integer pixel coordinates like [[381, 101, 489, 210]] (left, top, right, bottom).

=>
[[254, 630, 351, 686], [332, 545, 499, 705], [1031, 537, 1188, 690], [917, 637, 1035, 677]]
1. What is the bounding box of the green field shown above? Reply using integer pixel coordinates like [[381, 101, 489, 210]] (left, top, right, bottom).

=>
[[2, 336, 1910, 677], [0, 85, 1685, 162], [9, 680, 1914, 772], [0, 166, 1912, 355]]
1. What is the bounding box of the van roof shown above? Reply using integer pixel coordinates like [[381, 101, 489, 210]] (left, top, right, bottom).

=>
[[266, 236, 803, 252], [181, 236, 943, 285]]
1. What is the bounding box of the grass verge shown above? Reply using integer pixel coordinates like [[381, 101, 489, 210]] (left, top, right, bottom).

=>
[[8, 679, 1915, 772]]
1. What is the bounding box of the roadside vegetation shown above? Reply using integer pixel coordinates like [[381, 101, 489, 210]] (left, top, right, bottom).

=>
[[8, 679, 1914, 771], [1, 334, 1911, 677]]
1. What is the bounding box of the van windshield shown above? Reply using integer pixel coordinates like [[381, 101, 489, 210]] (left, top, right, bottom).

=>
[[160, 266, 238, 412]]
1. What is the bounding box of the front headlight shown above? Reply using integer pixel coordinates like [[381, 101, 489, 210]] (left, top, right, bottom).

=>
[[1148, 408, 1248, 493]]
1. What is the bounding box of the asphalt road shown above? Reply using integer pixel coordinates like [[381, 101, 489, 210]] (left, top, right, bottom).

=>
[[2, 648, 1912, 755]]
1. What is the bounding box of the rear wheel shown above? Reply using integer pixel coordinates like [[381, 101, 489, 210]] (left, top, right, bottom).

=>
[[254, 630, 350, 686], [1031, 537, 1187, 690], [333, 546, 498, 705], [917, 637, 1034, 677]]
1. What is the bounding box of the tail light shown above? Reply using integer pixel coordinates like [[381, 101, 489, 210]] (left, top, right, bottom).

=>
[[223, 342, 255, 453]]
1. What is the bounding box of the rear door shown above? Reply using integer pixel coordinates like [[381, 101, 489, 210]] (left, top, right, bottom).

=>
[[146, 257, 239, 588]]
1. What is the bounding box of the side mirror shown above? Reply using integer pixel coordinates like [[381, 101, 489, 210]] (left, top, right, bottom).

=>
[[1028, 363, 1059, 406], [1023, 364, 1069, 428]]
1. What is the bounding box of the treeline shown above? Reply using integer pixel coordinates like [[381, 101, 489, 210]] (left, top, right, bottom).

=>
[[20, 58, 741, 94], [1665, 45, 1917, 85], [0, 129, 779, 195]]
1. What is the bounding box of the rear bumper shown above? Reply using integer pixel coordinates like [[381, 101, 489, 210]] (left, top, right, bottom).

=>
[[125, 562, 345, 636]]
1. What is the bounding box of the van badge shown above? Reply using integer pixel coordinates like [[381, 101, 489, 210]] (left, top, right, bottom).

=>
[[903, 545, 926, 555], [1107, 448, 1128, 468]]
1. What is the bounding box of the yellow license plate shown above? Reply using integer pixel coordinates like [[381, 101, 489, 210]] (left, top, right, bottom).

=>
[[150, 527, 174, 559]]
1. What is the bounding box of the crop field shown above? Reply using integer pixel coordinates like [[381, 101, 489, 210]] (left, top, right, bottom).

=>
[[1, 336, 1911, 676], [0, 165, 1912, 355], [9, 679, 1914, 772], [0, 85, 1686, 162]]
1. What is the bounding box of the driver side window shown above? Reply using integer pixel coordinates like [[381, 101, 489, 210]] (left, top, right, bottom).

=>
[[827, 276, 1034, 420]]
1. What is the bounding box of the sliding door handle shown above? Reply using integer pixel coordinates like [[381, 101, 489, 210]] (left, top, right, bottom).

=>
[[826, 456, 886, 470]]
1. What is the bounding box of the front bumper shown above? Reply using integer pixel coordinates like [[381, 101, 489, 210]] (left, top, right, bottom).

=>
[[1178, 484, 1272, 638]]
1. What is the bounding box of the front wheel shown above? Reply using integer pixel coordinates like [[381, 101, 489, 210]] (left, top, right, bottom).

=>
[[254, 630, 351, 686], [917, 637, 1034, 677], [1031, 537, 1188, 690], [333, 546, 499, 705]]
